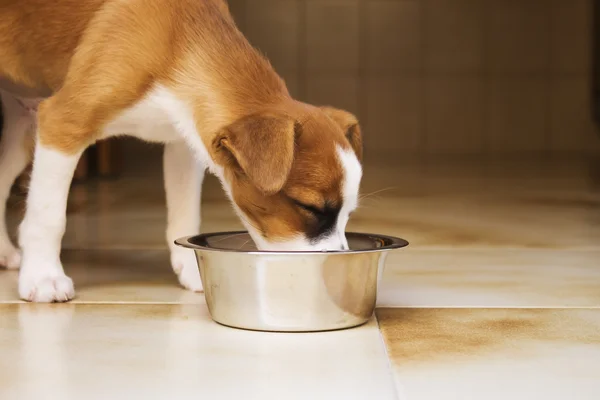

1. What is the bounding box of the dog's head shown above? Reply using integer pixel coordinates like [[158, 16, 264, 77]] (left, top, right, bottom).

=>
[[212, 105, 363, 251]]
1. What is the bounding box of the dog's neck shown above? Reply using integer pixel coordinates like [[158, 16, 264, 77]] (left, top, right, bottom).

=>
[[167, 2, 293, 147]]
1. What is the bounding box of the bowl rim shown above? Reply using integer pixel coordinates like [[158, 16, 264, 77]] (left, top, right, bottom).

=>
[[174, 231, 409, 255]]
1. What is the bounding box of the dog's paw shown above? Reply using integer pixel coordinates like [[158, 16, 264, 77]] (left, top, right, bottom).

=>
[[19, 268, 75, 303], [171, 250, 203, 292], [0, 244, 21, 269]]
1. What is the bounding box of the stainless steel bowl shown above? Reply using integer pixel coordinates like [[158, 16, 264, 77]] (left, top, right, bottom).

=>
[[175, 231, 408, 332]]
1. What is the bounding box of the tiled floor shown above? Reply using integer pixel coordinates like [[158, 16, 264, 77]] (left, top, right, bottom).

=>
[[1, 305, 396, 400], [1, 156, 600, 399], [377, 308, 600, 399]]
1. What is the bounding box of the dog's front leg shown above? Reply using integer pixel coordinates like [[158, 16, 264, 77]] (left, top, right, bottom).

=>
[[164, 140, 204, 292], [18, 141, 82, 302]]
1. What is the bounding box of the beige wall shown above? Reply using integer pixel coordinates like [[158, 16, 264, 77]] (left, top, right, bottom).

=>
[[227, 0, 599, 159]]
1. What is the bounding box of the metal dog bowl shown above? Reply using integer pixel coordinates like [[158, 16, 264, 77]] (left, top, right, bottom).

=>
[[175, 231, 408, 332]]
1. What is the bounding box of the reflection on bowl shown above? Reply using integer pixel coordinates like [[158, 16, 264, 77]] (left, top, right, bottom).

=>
[[175, 231, 408, 332]]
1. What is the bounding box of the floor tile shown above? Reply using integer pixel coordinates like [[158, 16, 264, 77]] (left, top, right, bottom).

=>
[[352, 159, 600, 250], [378, 250, 600, 307], [0, 304, 398, 400], [0, 250, 203, 304], [3, 248, 596, 307], [376, 308, 600, 400]]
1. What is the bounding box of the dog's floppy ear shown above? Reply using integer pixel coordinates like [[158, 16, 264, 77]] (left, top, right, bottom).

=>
[[213, 113, 297, 195], [320, 107, 363, 162]]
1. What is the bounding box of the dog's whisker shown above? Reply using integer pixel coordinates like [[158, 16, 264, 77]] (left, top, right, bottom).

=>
[[359, 187, 397, 201], [238, 239, 252, 249], [211, 233, 247, 244]]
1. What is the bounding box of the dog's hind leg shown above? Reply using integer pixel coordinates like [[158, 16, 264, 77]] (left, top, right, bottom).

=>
[[17, 2, 173, 302], [0, 92, 34, 269]]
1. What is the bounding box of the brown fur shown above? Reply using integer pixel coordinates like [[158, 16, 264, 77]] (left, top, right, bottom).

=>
[[213, 112, 298, 195], [0, 0, 362, 241], [223, 110, 353, 240]]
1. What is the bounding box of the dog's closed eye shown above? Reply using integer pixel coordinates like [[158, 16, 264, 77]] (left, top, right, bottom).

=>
[[291, 199, 325, 217]]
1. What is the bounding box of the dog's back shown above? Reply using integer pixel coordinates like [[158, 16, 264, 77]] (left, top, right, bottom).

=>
[[0, 0, 110, 95], [0, 0, 241, 98]]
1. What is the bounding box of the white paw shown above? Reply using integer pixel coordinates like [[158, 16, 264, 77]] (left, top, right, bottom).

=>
[[171, 249, 203, 292], [19, 268, 75, 303], [0, 245, 21, 269]]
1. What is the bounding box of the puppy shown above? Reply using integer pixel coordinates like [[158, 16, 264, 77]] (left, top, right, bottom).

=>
[[0, 0, 363, 302]]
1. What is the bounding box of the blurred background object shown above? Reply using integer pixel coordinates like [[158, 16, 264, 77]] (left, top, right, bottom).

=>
[[222, 0, 598, 159], [594, 0, 599, 126]]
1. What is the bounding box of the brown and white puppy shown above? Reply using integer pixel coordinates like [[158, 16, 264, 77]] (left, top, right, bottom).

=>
[[0, 0, 363, 302]]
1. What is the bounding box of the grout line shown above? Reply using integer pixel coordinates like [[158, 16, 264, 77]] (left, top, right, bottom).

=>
[[53, 245, 600, 252], [54, 245, 600, 252], [481, 0, 491, 155], [1, 302, 598, 309], [289, 70, 587, 79], [374, 313, 405, 400], [297, 0, 308, 100], [387, 246, 600, 252], [375, 306, 600, 310], [233, 0, 247, 34], [545, 0, 555, 154], [0, 301, 204, 305], [357, 0, 368, 128], [418, 0, 427, 156], [477, 0, 487, 155]]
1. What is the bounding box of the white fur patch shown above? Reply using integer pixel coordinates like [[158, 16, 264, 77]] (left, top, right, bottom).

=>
[[149, 85, 220, 174], [333, 146, 362, 249], [101, 88, 178, 143], [18, 145, 79, 302]]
